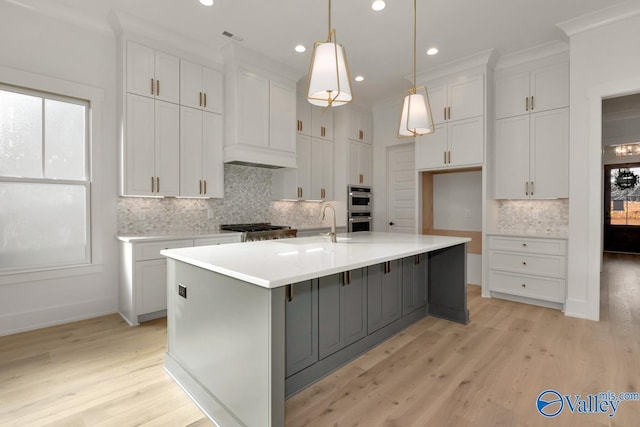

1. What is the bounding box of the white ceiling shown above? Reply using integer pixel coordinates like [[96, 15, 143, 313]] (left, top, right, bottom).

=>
[[10, 0, 630, 104]]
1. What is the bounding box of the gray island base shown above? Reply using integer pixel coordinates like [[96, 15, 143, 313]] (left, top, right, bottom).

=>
[[161, 232, 470, 427]]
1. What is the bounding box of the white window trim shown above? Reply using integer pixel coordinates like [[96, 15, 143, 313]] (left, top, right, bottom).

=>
[[0, 65, 105, 283]]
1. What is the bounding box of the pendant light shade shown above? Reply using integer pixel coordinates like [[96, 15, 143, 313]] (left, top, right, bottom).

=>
[[398, 0, 434, 137], [399, 89, 434, 136], [306, 0, 353, 107]]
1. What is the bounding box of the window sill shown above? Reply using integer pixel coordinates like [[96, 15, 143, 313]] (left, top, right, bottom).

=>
[[0, 263, 104, 286]]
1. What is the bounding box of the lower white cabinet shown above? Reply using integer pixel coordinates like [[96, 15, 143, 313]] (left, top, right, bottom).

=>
[[118, 234, 242, 325], [488, 234, 567, 307]]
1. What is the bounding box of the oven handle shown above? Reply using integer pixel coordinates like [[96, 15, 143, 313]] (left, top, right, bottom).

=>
[[349, 217, 372, 222]]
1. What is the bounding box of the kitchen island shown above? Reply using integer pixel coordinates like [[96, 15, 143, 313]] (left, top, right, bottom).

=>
[[161, 232, 470, 427]]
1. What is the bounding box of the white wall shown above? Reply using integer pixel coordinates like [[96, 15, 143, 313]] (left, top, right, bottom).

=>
[[433, 171, 483, 231], [0, 4, 118, 335], [562, 8, 640, 320]]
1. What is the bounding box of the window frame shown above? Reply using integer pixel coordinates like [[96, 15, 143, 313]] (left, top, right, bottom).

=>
[[0, 66, 104, 283]]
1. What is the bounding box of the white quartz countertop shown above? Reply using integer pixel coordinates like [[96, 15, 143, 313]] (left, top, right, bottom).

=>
[[117, 231, 242, 243], [161, 232, 470, 289]]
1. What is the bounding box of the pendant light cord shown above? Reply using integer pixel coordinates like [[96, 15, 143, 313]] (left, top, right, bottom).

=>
[[328, 0, 332, 37], [413, 0, 417, 90]]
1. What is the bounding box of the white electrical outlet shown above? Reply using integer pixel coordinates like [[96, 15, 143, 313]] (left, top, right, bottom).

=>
[[464, 209, 471, 218]]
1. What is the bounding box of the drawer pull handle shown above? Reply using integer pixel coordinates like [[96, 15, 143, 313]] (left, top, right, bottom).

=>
[[521, 284, 526, 288], [522, 261, 527, 265], [522, 243, 527, 247]]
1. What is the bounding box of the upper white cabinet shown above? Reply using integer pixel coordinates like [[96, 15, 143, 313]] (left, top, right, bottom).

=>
[[180, 107, 224, 198], [495, 62, 569, 120], [416, 72, 485, 171], [180, 60, 223, 114], [273, 135, 333, 200], [348, 105, 372, 144], [429, 74, 484, 125], [127, 41, 180, 104], [223, 45, 297, 168], [494, 108, 569, 199], [125, 94, 180, 196], [297, 94, 334, 141], [348, 140, 372, 186], [493, 55, 569, 199]]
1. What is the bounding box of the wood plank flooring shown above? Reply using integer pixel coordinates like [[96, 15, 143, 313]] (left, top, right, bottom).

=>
[[1, 253, 639, 426]]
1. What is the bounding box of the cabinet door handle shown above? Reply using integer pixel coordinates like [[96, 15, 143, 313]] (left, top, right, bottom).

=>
[[151, 176, 155, 193], [156, 80, 160, 96], [151, 78, 155, 95], [525, 96, 529, 111], [156, 177, 160, 193], [522, 243, 527, 247], [300, 120, 303, 132], [444, 151, 447, 164], [444, 107, 447, 121], [522, 261, 527, 266], [199, 180, 202, 194], [525, 181, 529, 196], [530, 181, 534, 196], [360, 130, 364, 140], [447, 106, 451, 120], [349, 270, 352, 284], [521, 283, 527, 288], [448, 150, 451, 164], [414, 254, 420, 265], [204, 180, 207, 194], [287, 284, 293, 302], [199, 92, 203, 107], [531, 96, 534, 110], [204, 93, 207, 108]]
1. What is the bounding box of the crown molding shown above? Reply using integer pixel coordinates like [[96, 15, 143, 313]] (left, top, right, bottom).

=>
[[413, 48, 497, 83], [557, 1, 640, 37], [494, 41, 569, 71], [4, 0, 112, 36], [108, 9, 222, 66], [222, 43, 300, 84]]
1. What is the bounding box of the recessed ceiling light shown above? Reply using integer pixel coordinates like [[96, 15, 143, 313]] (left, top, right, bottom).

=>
[[427, 47, 439, 56], [199, 0, 214, 6], [295, 45, 306, 53], [355, 75, 364, 82], [371, 0, 386, 11]]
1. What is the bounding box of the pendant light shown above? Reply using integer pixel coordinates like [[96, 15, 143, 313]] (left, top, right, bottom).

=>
[[306, 0, 353, 107], [398, 0, 434, 137]]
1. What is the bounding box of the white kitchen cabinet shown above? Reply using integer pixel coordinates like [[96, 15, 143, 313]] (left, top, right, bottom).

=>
[[237, 69, 270, 148], [348, 140, 372, 186], [296, 94, 333, 141], [125, 94, 180, 196], [348, 105, 372, 144], [494, 108, 568, 199], [119, 234, 242, 326], [127, 41, 180, 104], [488, 235, 567, 308], [180, 107, 223, 198], [428, 74, 484, 125], [415, 116, 484, 170], [180, 60, 223, 114], [495, 62, 568, 120], [272, 135, 333, 200]]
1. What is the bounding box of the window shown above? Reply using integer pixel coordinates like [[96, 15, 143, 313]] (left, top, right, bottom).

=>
[[0, 84, 90, 272]]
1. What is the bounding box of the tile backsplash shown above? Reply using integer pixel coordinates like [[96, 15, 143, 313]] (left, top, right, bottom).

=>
[[496, 199, 569, 234], [117, 164, 324, 235]]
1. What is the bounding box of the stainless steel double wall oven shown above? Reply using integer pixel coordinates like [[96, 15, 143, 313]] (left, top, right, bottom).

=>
[[347, 185, 372, 232]]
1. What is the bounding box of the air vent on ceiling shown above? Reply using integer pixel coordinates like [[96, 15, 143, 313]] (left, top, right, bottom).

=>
[[222, 31, 244, 42]]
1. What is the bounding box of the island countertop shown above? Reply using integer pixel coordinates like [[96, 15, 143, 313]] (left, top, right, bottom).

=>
[[161, 232, 470, 289]]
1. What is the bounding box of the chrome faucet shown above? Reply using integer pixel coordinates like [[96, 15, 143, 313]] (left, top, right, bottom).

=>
[[321, 203, 337, 243]]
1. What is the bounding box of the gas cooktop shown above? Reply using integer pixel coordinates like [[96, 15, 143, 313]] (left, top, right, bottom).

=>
[[220, 223, 292, 232]]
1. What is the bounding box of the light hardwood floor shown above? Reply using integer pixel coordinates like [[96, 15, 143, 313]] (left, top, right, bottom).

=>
[[1, 254, 639, 426]]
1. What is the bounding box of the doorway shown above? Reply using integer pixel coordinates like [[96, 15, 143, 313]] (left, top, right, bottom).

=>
[[386, 143, 416, 234], [603, 163, 640, 253]]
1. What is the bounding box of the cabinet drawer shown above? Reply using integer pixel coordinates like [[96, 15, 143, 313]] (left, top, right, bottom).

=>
[[489, 250, 565, 278], [134, 239, 193, 261], [489, 270, 565, 303], [488, 236, 566, 255], [193, 235, 242, 246]]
